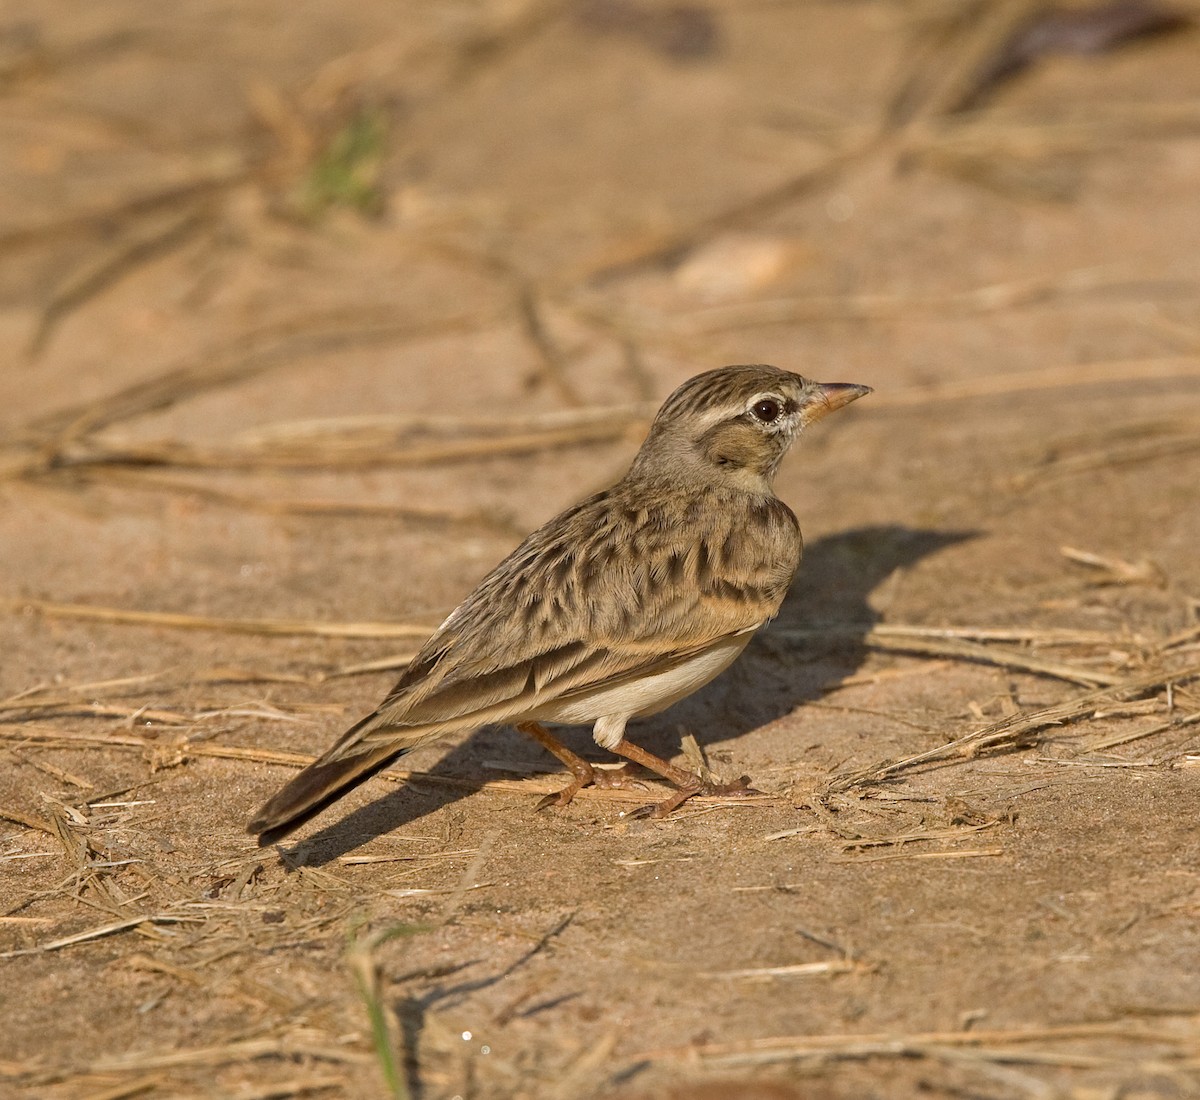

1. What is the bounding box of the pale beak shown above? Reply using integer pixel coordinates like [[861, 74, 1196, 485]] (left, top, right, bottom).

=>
[[799, 381, 872, 426]]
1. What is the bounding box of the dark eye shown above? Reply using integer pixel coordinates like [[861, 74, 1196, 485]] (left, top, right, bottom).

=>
[[751, 398, 782, 423]]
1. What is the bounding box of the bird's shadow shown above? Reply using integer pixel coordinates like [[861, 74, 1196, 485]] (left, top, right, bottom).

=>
[[280, 525, 974, 866]]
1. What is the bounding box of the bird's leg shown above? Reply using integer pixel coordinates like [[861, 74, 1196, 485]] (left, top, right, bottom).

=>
[[607, 737, 758, 819], [606, 738, 705, 789], [516, 722, 644, 810]]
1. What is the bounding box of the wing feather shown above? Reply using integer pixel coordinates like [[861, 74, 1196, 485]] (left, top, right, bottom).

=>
[[335, 488, 801, 757]]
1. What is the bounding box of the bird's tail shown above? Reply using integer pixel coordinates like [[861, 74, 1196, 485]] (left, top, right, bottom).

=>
[[247, 715, 407, 844]]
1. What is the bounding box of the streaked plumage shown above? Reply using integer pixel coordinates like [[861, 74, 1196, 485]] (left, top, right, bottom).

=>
[[249, 365, 870, 840]]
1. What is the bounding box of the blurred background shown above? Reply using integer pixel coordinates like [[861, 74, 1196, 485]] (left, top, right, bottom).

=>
[[3, 0, 1199, 622], [3, 3, 1200, 1098]]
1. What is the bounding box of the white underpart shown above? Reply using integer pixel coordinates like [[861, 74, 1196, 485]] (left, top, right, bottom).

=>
[[530, 628, 759, 749]]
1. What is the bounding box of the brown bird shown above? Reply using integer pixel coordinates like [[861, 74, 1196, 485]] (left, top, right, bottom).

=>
[[249, 365, 870, 841]]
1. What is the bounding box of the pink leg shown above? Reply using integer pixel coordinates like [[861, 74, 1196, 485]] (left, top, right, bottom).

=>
[[516, 722, 645, 810], [607, 738, 758, 819]]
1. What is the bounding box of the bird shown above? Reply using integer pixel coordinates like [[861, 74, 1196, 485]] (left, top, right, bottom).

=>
[[248, 365, 870, 841]]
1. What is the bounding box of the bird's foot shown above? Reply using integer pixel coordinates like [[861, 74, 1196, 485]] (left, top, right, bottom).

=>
[[535, 778, 587, 812], [703, 774, 759, 798], [626, 773, 760, 820], [593, 763, 650, 790], [534, 762, 648, 811]]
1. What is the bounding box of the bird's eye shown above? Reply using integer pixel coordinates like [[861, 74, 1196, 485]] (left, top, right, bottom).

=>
[[751, 397, 782, 423]]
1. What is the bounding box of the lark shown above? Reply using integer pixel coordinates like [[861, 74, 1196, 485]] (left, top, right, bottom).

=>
[[249, 365, 870, 840]]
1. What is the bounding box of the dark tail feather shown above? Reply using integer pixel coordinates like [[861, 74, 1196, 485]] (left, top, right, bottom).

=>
[[247, 727, 407, 844]]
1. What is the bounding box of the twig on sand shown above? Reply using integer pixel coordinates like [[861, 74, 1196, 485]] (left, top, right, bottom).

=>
[[55, 468, 525, 535], [42, 418, 641, 474], [0, 913, 201, 959], [7, 599, 435, 639], [632, 1015, 1200, 1070], [829, 662, 1200, 791], [778, 622, 1129, 687]]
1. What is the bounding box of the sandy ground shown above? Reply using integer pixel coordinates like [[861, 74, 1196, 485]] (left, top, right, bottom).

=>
[[3, 2, 1200, 1097]]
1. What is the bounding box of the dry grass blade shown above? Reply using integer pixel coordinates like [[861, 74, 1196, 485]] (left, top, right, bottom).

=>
[[885, 0, 1048, 128], [0, 913, 200, 959], [829, 662, 1200, 791], [9, 1038, 369, 1083], [681, 268, 1191, 331], [0, 729, 321, 771], [1078, 710, 1200, 754], [218, 1077, 345, 1100], [385, 883, 496, 900], [14, 754, 94, 788], [0, 668, 311, 718], [837, 821, 1000, 850], [6, 698, 325, 724], [231, 405, 652, 438], [0, 166, 244, 258], [830, 846, 1005, 863], [1061, 545, 1166, 586], [870, 357, 1200, 409], [634, 1016, 1200, 1069], [516, 284, 585, 406], [862, 634, 1123, 686], [28, 205, 211, 359], [326, 653, 417, 678], [8, 598, 435, 639], [8, 701, 192, 724], [1163, 622, 1200, 651], [783, 622, 1125, 646], [61, 468, 525, 535], [338, 848, 477, 867], [67, 419, 641, 472], [439, 830, 497, 923], [702, 960, 860, 980], [9, 308, 505, 472], [0, 805, 57, 836], [77, 1072, 167, 1100], [778, 624, 1125, 687], [0, 672, 169, 706], [1025, 429, 1200, 484]]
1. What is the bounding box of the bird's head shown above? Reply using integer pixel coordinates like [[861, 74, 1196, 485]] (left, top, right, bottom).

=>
[[631, 364, 871, 491]]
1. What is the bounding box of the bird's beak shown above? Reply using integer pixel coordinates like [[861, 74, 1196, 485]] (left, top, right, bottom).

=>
[[799, 381, 872, 426]]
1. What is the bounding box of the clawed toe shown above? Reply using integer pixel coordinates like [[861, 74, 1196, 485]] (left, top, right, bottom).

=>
[[625, 801, 662, 820], [702, 775, 759, 798], [626, 783, 700, 820], [534, 762, 650, 813], [625, 774, 761, 819], [534, 768, 593, 811], [535, 789, 575, 812]]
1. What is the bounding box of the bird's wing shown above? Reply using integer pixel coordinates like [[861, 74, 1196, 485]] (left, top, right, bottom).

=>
[[328, 487, 800, 760], [322, 572, 766, 761]]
